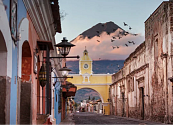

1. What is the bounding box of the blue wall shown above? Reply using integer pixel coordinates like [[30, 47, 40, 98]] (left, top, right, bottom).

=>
[[2, 0, 10, 21], [8, 0, 27, 124], [54, 80, 61, 124], [10, 42, 18, 124]]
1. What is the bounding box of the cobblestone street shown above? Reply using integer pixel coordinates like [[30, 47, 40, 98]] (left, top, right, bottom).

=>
[[74, 112, 163, 124]]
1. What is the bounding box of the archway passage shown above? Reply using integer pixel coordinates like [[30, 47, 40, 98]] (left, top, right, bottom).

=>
[[0, 30, 10, 124], [20, 41, 32, 124], [73, 88, 104, 114], [0, 30, 7, 76], [75, 88, 101, 103]]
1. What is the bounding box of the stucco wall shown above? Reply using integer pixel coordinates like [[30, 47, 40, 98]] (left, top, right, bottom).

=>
[[27, 12, 40, 124], [20, 82, 31, 124], [111, 2, 173, 123], [0, 0, 12, 77], [0, 76, 11, 124]]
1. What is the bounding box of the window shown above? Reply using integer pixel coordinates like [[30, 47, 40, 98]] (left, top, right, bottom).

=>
[[130, 77, 134, 92], [128, 80, 130, 92], [127, 78, 134, 92]]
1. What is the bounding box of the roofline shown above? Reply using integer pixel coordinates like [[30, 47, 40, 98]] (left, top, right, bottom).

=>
[[144, 1, 168, 23]]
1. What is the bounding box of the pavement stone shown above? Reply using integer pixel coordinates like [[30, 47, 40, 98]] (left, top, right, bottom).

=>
[[59, 112, 169, 124], [74, 112, 167, 124]]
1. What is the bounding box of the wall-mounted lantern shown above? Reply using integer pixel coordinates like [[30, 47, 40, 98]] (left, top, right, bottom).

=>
[[59, 63, 71, 77], [54, 37, 75, 57], [38, 63, 47, 87]]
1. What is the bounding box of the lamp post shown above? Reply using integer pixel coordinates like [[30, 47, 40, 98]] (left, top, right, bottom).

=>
[[59, 63, 71, 77], [48, 37, 79, 59], [52, 63, 73, 79], [55, 37, 75, 57], [38, 37, 79, 115]]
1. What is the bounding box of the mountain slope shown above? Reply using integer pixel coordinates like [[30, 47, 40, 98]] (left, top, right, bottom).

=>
[[66, 60, 124, 74], [70, 21, 125, 42], [74, 89, 100, 103]]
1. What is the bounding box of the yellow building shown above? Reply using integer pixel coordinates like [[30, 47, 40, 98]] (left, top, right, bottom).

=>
[[67, 48, 112, 115]]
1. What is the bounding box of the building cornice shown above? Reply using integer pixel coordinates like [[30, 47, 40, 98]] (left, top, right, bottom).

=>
[[23, 0, 56, 42], [126, 63, 149, 78], [111, 63, 149, 86]]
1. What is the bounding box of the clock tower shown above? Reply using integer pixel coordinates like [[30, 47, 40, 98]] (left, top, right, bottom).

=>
[[79, 48, 93, 75]]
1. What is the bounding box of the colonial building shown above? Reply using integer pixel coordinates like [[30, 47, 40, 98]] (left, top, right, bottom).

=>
[[0, 0, 64, 124], [110, 1, 173, 123], [67, 48, 112, 115]]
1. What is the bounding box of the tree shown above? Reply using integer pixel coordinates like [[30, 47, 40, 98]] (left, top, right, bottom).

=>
[[74, 102, 78, 109], [60, 10, 67, 21], [92, 97, 95, 101]]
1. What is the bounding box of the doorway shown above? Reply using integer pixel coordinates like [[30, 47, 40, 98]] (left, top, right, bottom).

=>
[[122, 92, 125, 117], [139, 87, 144, 120]]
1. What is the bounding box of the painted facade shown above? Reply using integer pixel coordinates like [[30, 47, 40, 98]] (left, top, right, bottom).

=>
[[67, 49, 112, 115], [54, 76, 62, 124], [110, 1, 173, 123], [0, 0, 63, 124]]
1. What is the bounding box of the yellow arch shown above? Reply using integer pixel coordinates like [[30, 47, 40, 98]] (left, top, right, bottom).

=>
[[76, 85, 109, 103], [77, 87, 104, 103], [67, 74, 112, 115], [67, 48, 112, 115]]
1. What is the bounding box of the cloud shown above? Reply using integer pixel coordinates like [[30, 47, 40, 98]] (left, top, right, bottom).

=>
[[68, 29, 145, 61]]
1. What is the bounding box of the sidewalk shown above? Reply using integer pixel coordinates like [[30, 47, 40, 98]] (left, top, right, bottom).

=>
[[59, 113, 75, 125]]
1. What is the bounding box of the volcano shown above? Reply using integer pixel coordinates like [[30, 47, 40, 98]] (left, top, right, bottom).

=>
[[70, 21, 125, 42]]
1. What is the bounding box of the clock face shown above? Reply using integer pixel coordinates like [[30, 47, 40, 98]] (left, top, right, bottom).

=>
[[84, 64, 88, 69]]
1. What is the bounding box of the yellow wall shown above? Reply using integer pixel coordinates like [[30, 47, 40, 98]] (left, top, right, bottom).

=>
[[67, 74, 111, 115], [66, 49, 111, 115], [67, 75, 83, 83], [67, 75, 112, 84], [80, 61, 92, 74]]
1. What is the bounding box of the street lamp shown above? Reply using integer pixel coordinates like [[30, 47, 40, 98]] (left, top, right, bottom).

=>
[[38, 63, 47, 87], [59, 63, 71, 77], [38, 63, 47, 114], [37, 37, 78, 115], [54, 37, 75, 57]]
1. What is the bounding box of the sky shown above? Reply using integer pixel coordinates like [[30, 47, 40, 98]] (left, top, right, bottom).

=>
[[55, 0, 168, 60]]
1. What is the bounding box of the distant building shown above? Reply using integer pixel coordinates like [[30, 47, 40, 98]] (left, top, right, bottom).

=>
[[110, 1, 173, 123], [81, 100, 87, 107], [67, 48, 112, 115]]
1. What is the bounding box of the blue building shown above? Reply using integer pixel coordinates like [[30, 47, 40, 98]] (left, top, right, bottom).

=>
[[0, 0, 62, 124], [54, 80, 62, 124]]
